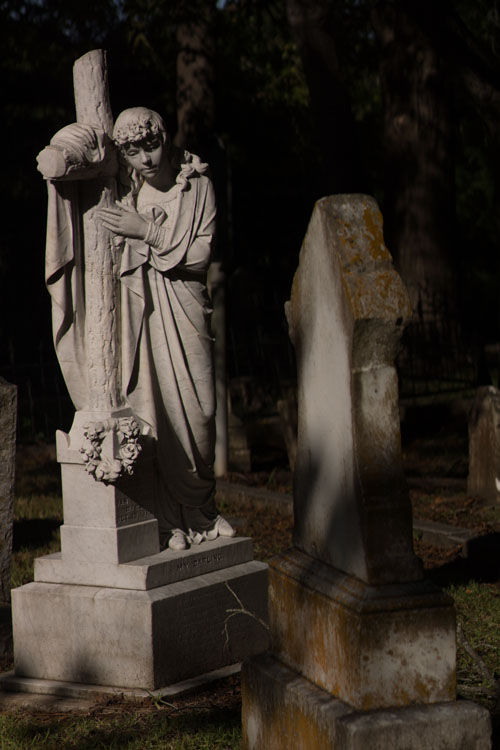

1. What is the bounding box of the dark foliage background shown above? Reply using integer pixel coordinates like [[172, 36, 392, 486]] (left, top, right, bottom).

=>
[[1, 0, 500, 439]]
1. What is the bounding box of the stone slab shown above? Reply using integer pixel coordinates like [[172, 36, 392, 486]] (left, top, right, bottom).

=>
[[60, 518, 160, 563], [413, 518, 474, 549], [0, 689, 97, 713], [35, 537, 254, 589], [0, 662, 241, 700], [242, 654, 491, 750], [468, 385, 500, 504], [268, 549, 455, 710], [12, 561, 268, 690], [0, 378, 16, 604], [286, 195, 421, 585]]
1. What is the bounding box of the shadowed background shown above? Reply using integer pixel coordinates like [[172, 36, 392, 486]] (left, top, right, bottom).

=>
[[1, 0, 499, 445]]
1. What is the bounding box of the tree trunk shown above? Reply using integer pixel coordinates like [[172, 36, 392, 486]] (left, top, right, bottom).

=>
[[372, 1, 457, 324], [286, 0, 362, 193], [174, 3, 216, 155]]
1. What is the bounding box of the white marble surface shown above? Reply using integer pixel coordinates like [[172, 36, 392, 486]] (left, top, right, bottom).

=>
[[35, 537, 254, 590], [60, 519, 159, 564], [13, 562, 268, 690]]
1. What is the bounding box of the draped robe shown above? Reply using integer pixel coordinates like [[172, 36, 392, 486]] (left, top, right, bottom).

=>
[[45, 152, 217, 535]]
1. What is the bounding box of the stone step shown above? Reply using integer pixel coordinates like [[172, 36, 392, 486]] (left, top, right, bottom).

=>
[[34, 536, 254, 591]]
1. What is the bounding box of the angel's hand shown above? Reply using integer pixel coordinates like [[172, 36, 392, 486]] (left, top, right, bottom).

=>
[[97, 203, 149, 240]]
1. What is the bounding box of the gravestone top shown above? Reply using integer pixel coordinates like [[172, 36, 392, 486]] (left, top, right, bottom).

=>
[[287, 194, 412, 368], [287, 194, 421, 585]]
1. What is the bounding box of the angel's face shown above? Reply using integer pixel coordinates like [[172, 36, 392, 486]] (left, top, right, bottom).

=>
[[122, 135, 165, 182]]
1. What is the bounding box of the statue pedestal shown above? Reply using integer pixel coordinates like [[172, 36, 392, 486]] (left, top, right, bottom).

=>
[[55, 421, 160, 565], [9, 435, 268, 692], [12, 557, 267, 690]]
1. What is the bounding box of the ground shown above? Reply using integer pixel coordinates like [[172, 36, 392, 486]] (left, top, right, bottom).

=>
[[2, 401, 500, 747]]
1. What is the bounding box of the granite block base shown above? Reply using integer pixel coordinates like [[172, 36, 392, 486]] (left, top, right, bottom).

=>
[[242, 654, 491, 750], [34, 537, 254, 590], [12, 561, 268, 690], [269, 549, 456, 709]]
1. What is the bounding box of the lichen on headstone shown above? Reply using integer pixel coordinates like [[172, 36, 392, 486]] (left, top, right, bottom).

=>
[[287, 194, 421, 585]]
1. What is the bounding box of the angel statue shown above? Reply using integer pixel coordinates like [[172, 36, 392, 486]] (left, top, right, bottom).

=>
[[42, 106, 235, 551]]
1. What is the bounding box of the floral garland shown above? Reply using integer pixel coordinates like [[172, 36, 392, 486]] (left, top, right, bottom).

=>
[[80, 416, 141, 483]]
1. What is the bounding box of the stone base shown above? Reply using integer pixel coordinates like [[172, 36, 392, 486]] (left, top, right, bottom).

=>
[[0, 663, 241, 700], [269, 549, 456, 709], [12, 561, 268, 690], [56, 427, 160, 564], [35, 537, 254, 590], [242, 654, 491, 750]]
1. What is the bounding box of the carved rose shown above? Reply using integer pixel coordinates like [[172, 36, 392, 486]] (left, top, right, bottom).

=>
[[120, 441, 141, 465], [84, 422, 105, 440], [81, 416, 142, 484]]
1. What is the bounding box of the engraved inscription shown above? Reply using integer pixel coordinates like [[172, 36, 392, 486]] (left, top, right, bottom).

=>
[[116, 494, 151, 526], [177, 553, 224, 571]]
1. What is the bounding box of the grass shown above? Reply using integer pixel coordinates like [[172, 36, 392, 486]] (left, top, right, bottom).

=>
[[451, 581, 500, 710], [0, 707, 241, 749], [11, 447, 62, 589], [5, 433, 500, 747]]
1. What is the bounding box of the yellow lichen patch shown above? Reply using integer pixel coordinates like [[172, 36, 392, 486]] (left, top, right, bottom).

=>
[[345, 270, 411, 321], [242, 679, 338, 749], [343, 250, 364, 268], [269, 564, 361, 702], [293, 706, 334, 749], [269, 553, 456, 712], [362, 205, 391, 262]]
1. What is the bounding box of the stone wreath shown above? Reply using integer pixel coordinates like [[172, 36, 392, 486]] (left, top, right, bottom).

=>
[[80, 416, 142, 483]]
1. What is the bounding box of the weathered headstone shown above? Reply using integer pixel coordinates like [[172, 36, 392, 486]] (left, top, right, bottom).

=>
[[277, 394, 297, 471], [0, 378, 16, 605], [228, 411, 252, 472], [242, 195, 491, 748], [468, 386, 500, 504], [4, 49, 267, 696]]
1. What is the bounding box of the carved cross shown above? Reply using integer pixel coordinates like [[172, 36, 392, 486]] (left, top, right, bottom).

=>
[[37, 49, 123, 413]]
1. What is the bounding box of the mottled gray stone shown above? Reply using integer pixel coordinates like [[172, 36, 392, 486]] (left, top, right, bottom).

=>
[[242, 195, 490, 748], [286, 195, 421, 585], [267, 549, 456, 710], [0, 378, 16, 604], [242, 654, 491, 750], [468, 386, 500, 504]]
